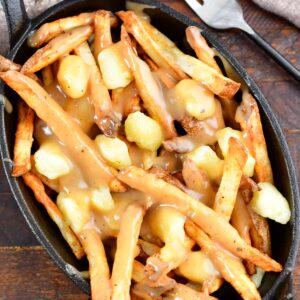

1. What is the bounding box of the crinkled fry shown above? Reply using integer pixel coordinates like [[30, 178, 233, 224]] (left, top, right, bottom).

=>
[[111, 203, 145, 300], [22, 26, 93, 74], [185, 220, 261, 300], [164, 283, 219, 300], [248, 207, 272, 256], [74, 42, 120, 137], [231, 193, 256, 275], [214, 137, 248, 220], [118, 11, 240, 98], [121, 40, 177, 139], [28, 11, 118, 48], [41, 66, 54, 86], [22, 172, 84, 259], [0, 71, 123, 191], [94, 10, 113, 59], [0, 55, 21, 72], [186, 26, 220, 72], [117, 11, 188, 81], [12, 101, 34, 177], [236, 92, 273, 183], [117, 166, 282, 272], [79, 228, 111, 300]]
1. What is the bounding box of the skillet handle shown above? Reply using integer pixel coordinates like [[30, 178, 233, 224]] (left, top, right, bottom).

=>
[[0, 0, 29, 47]]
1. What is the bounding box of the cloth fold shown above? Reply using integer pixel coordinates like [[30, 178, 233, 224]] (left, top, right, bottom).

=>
[[0, 0, 299, 54], [253, 0, 300, 28]]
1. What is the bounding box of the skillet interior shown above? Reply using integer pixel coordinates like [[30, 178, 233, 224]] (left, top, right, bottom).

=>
[[0, 0, 299, 298]]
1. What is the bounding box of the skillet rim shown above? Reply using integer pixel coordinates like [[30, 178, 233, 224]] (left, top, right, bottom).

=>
[[0, 0, 299, 297]]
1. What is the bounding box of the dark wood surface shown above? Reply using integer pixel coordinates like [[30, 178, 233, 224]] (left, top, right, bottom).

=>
[[0, 0, 299, 299]]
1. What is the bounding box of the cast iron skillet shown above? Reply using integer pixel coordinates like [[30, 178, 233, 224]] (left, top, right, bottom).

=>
[[0, 0, 299, 299]]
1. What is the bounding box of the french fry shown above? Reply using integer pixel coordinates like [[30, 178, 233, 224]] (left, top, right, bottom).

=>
[[186, 26, 220, 72], [121, 41, 177, 139], [94, 11, 113, 59], [41, 66, 54, 86], [149, 166, 187, 192], [185, 220, 261, 300], [231, 193, 256, 275], [0, 71, 123, 191], [164, 283, 218, 300], [12, 101, 34, 177], [111, 204, 145, 300], [74, 42, 120, 136], [79, 228, 111, 300], [248, 207, 271, 256], [28, 11, 118, 48], [118, 11, 240, 98], [236, 92, 273, 183], [182, 159, 215, 207], [0, 55, 21, 72], [117, 166, 282, 272], [22, 26, 93, 74], [214, 138, 248, 220], [117, 11, 187, 81], [22, 172, 84, 259]]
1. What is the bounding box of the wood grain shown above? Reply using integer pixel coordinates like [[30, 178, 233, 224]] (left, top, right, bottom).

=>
[[0, 0, 299, 299]]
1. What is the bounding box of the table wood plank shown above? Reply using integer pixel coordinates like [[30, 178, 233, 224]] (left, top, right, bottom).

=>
[[0, 0, 299, 299]]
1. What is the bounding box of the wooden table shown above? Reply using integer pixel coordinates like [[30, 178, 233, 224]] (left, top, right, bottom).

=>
[[0, 0, 299, 299]]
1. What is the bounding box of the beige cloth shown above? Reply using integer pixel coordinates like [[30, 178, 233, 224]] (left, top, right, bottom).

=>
[[253, 0, 300, 28], [0, 0, 299, 54]]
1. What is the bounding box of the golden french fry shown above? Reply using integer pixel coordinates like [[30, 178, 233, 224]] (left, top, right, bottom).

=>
[[117, 11, 187, 81], [12, 101, 34, 177], [117, 166, 282, 272], [22, 172, 84, 259], [0, 71, 123, 191], [165, 283, 219, 300], [182, 159, 215, 207], [0, 55, 21, 72], [22, 26, 93, 74], [214, 137, 248, 220], [28, 11, 118, 48], [79, 228, 111, 300], [41, 66, 54, 86], [180, 99, 225, 145], [248, 207, 272, 256], [236, 92, 273, 183], [111, 204, 145, 300], [185, 220, 261, 300], [186, 26, 220, 72], [94, 11, 113, 59], [74, 42, 120, 136], [118, 11, 240, 98], [231, 193, 256, 275], [121, 41, 177, 139]]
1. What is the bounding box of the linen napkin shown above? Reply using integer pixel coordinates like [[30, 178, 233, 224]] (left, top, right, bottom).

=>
[[0, 0, 299, 55], [253, 0, 300, 28]]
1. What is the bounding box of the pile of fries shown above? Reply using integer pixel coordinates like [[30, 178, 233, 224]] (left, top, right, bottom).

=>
[[0, 6, 292, 300]]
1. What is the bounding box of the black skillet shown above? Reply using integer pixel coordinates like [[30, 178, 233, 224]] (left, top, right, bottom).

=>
[[0, 0, 299, 299]]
